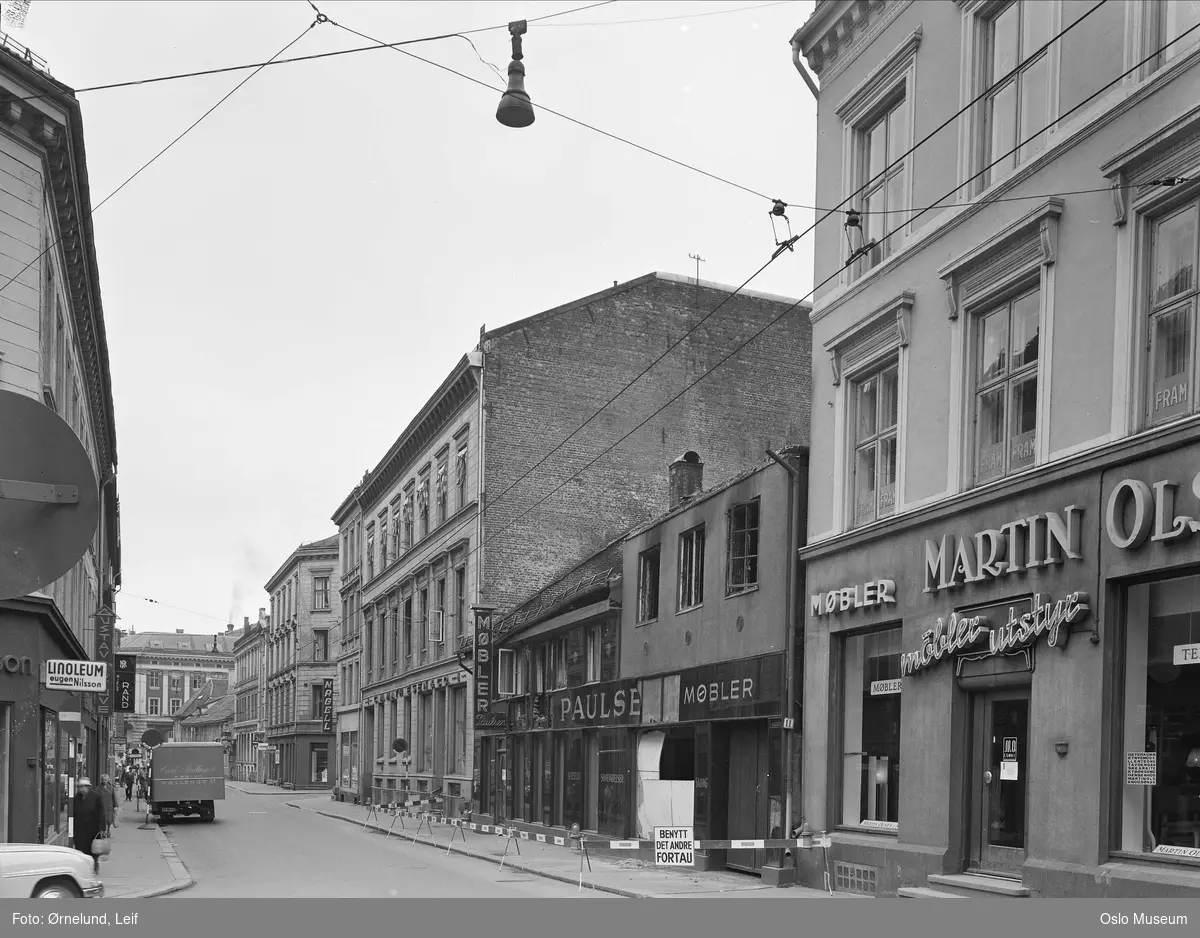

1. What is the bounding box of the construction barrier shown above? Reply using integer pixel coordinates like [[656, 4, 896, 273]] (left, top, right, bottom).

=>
[[350, 795, 840, 895]]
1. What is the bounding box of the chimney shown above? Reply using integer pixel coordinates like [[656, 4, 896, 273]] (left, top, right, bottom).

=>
[[175, 629, 184, 634], [668, 451, 704, 510], [244, 616, 250, 628], [259, 607, 265, 619], [227, 623, 234, 633]]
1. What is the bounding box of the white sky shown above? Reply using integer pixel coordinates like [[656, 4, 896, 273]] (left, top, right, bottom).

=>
[[15, 0, 817, 635]]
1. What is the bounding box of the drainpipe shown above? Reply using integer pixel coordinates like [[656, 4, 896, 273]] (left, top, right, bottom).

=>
[[767, 448, 803, 868], [790, 29, 820, 100]]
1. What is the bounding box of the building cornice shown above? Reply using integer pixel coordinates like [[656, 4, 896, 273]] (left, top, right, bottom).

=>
[[358, 359, 478, 511], [0, 49, 117, 473], [795, 0, 912, 85]]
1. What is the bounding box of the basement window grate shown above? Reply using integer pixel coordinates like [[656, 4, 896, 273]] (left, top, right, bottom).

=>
[[834, 861, 878, 895]]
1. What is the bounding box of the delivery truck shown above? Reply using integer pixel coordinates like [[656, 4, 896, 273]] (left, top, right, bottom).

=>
[[150, 741, 225, 821]]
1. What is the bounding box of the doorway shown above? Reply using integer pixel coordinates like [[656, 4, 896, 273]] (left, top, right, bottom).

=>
[[968, 689, 1030, 877], [726, 723, 767, 873]]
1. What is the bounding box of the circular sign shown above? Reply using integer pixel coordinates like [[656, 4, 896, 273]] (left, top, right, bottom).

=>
[[141, 729, 164, 748], [0, 389, 99, 601]]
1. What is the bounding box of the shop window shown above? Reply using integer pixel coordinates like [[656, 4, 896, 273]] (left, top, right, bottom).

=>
[[841, 626, 902, 829], [0, 703, 9, 842], [637, 546, 661, 622], [539, 736, 553, 827], [597, 730, 629, 838], [563, 732, 584, 830], [41, 710, 58, 843], [584, 731, 601, 832], [1119, 575, 1200, 860]]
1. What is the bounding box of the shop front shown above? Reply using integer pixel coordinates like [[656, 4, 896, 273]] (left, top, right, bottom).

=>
[[0, 595, 98, 845], [800, 431, 1200, 897], [473, 652, 785, 872]]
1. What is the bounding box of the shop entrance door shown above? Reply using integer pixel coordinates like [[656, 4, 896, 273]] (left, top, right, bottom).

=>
[[726, 723, 766, 873], [968, 689, 1030, 877]]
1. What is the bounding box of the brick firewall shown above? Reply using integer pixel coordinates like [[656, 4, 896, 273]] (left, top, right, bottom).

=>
[[481, 275, 811, 616]]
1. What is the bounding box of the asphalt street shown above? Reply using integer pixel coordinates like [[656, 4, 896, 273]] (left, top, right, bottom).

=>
[[159, 790, 610, 898]]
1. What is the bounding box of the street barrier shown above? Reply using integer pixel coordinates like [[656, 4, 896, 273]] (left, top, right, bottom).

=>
[[348, 800, 836, 895]]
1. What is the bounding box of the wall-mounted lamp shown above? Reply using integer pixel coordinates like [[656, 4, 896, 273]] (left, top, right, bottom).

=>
[[1054, 740, 1069, 758], [497, 21, 534, 128], [1186, 747, 1200, 769]]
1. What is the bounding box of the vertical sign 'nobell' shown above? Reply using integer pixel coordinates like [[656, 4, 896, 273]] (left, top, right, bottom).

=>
[[472, 604, 496, 726], [92, 604, 117, 715]]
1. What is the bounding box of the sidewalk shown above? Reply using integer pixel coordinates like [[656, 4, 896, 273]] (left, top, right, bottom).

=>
[[288, 796, 853, 899], [227, 780, 298, 796], [99, 802, 194, 898]]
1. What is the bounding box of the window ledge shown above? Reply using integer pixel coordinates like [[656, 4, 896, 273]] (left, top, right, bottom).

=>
[[835, 824, 898, 838], [635, 618, 658, 628], [1109, 850, 1200, 872], [676, 605, 703, 616], [725, 585, 760, 599]]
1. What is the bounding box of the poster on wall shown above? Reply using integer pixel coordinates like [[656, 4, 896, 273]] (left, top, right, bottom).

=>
[[1125, 751, 1157, 785]]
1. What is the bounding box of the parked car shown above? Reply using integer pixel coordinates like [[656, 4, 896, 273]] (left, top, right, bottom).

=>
[[0, 844, 105, 898]]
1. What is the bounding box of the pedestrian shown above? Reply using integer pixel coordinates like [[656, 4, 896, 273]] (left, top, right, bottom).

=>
[[124, 766, 133, 802], [72, 777, 106, 874], [98, 774, 120, 840]]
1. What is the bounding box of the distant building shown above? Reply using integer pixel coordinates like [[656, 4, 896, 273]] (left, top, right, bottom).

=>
[[116, 626, 241, 750], [264, 536, 340, 790], [232, 610, 268, 782], [0, 34, 122, 845], [174, 679, 237, 777]]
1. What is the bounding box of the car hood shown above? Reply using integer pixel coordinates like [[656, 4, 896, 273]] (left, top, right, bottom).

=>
[[0, 844, 88, 861]]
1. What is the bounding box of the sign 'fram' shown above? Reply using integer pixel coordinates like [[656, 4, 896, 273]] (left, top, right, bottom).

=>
[[654, 827, 694, 866], [43, 659, 108, 692]]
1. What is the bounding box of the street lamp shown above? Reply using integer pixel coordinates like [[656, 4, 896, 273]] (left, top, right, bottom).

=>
[[496, 20, 534, 128]]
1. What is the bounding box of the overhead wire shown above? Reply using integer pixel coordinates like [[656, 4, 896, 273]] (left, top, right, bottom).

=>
[[470, 19, 1200, 557], [537, 0, 798, 27], [0, 13, 327, 301], [436, 0, 1110, 521]]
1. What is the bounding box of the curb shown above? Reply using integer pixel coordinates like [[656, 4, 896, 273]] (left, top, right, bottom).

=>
[[226, 785, 298, 796], [287, 802, 646, 898], [109, 824, 195, 899]]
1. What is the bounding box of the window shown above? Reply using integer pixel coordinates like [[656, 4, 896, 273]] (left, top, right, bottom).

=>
[[170, 675, 181, 693], [855, 95, 908, 272], [727, 501, 761, 593], [436, 460, 448, 524], [534, 644, 547, 694], [1120, 574, 1200, 861], [148, 697, 161, 716], [170, 698, 182, 715], [456, 446, 468, 510], [979, 0, 1051, 187], [313, 576, 330, 610], [498, 647, 516, 696], [311, 684, 323, 719], [149, 671, 161, 689], [548, 636, 568, 690], [419, 587, 429, 659], [314, 630, 329, 662], [404, 596, 414, 662], [434, 577, 447, 649], [677, 525, 705, 611], [636, 546, 660, 622], [973, 288, 1039, 484], [1149, 0, 1200, 71], [853, 363, 899, 526], [454, 567, 467, 642], [585, 625, 602, 684], [514, 647, 528, 695], [1147, 204, 1199, 425], [841, 627, 902, 828], [389, 609, 399, 672]]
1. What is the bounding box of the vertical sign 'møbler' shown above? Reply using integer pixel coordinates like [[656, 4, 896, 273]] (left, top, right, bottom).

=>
[[321, 678, 335, 733], [93, 604, 116, 715], [114, 654, 137, 713], [473, 605, 496, 727]]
